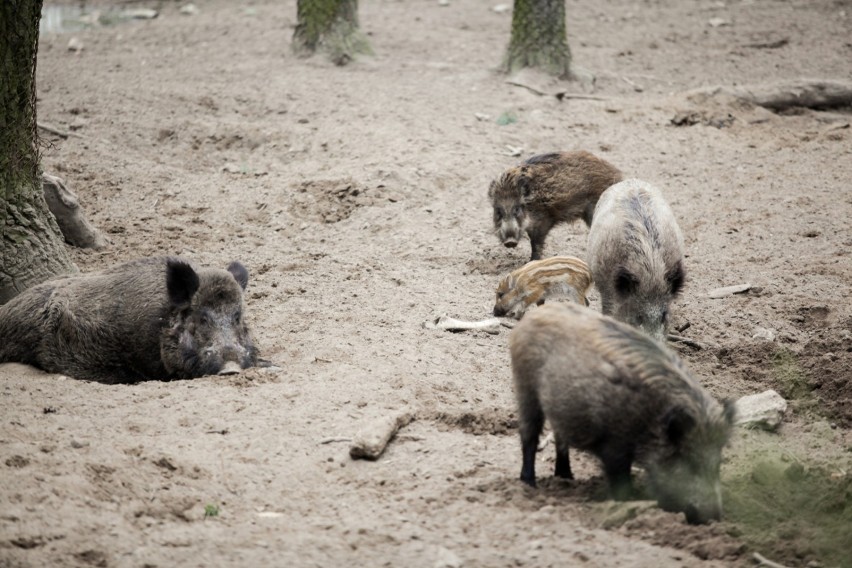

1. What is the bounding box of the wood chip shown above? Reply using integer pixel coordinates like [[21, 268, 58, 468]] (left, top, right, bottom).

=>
[[349, 411, 414, 460], [707, 283, 752, 299]]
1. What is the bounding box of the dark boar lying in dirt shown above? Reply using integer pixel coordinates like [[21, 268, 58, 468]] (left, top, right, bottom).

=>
[[0, 257, 259, 382], [493, 256, 592, 319], [587, 178, 685, 342], [510, 302, 734, 524], [488, 151, 623, 261]]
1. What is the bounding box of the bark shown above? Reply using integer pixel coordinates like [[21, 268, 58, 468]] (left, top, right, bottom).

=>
[[1, 0, 77, 305], [503, 0, 572, 78], [292, 0, 372, 65]]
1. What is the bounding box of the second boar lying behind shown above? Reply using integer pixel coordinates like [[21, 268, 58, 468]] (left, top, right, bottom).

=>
[[0, 256, 258, 382], [488, 151, 623, 261], [510, 302, 734, 524], [493, 256, 592, 319], [587, 178, 685, 342]]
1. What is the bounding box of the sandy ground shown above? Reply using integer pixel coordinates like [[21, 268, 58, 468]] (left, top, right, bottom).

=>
[[2, 0, 852, 566]]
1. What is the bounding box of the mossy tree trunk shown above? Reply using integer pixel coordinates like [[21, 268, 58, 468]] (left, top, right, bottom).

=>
[[1, 0, 76, 304], [503, 0, 572, 78], [292, 0, 372, 65]]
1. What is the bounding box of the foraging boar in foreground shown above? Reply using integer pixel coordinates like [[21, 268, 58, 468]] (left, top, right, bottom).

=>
[[0, 257, 258, 382], [488, 151, 623, 261], [587, 178, 685, 342], [493, 256, 592, 319], [510, 303, 734, 525]]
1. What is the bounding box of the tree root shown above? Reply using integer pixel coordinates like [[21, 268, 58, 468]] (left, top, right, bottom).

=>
[[42, 174, 107, 250]]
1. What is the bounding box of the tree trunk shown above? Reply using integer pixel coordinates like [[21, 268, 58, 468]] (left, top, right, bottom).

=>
[[292, 0, 372, 65], [1, 0, 77, 305], [503, 0, 572, 78]]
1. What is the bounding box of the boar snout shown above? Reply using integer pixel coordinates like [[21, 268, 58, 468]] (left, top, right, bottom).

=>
[[218, 361, 242, 375], [503, 239, 518, 248]]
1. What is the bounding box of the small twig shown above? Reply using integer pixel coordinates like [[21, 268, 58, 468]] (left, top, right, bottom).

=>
[[753, 552, 792, 568], [621, 76, 644, 92], [319, 436, 352, 445], [667, 334, 705, 349], [505, 80, 610, 101], [205, 429, 229, 435], [313, 357, 332, 363], [675, 321, 691, 333], [37, 122, 85, 139]]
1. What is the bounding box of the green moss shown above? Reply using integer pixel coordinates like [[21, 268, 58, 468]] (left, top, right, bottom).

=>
[[724, 454, 852, 567]]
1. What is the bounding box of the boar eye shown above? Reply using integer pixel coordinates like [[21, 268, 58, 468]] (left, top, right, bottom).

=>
[[661, 309, 669, 325], [199, 313, 211, 326], [614, 268, 639, 296], [667, 262, 685, 296], [496, 291, 505, 299], [513, 205, 523, 217], [495, 207, 505, 219]]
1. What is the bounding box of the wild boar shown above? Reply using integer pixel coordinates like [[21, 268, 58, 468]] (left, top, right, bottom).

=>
[[510, 302, 734, 524], [587, 178, 685, 342], [493, 256, 592, 319], [488, 151, 623, 261], [0, 256, 259, 382]]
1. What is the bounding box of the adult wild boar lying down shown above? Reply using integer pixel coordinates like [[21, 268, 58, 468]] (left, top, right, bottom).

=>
[[0, 257, 259, 383]]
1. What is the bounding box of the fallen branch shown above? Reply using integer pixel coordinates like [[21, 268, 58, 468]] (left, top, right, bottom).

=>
[[753, 552, 791, 568], [667, 334, 706, 350], [37, 122, 84, 139], [349, 411, 414, 460], [423, 315, 502, 334], [688, 79, 852, 111]]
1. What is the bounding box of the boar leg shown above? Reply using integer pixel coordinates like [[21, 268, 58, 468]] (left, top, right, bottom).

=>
[[600, 445, 635, 500], [527, 229, 547, 261], [553, 435, 574, 480], [518, 398, 544, 487]]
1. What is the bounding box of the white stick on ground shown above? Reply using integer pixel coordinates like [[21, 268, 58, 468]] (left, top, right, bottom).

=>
[[423, 315, 502, 334], [349, 411, 415, 460]]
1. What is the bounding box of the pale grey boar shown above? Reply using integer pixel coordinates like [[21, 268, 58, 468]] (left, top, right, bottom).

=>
[[493, 256, 592, 319], [0, 257, 259, 382], [510, 302, 734, 525], [488, 151, 623, 261], [587, 178, 685, 341]]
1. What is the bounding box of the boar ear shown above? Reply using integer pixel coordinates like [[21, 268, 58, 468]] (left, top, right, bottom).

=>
[[227, 261, 249, 290], [614, 268, 639, 296], [664, 406, 696, 445], [517, 174, 532, 198], [166, 259, 200, 307]]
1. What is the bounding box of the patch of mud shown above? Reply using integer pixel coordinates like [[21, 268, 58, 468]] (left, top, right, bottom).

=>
[[429, 409, 518, 436], [716, 328, 852, 425], [619, 510, 746, 562], [289, 178, 382, 223]]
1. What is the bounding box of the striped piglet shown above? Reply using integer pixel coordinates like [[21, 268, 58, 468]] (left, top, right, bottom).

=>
[[493, 256, 592, 319]]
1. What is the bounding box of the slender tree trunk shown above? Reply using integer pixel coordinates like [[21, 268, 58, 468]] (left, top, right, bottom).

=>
[[503, 0, 572, 78], [1, 0, 76, 304], [292, 0, 372, 65]]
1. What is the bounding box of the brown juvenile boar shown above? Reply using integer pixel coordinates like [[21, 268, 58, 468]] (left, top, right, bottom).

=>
[[587, 178, 685, 342], [493, 256, 592, 319], [0, 257, 259, 382], [488, 151, 623, 261], [510, 302, 734, 525]]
